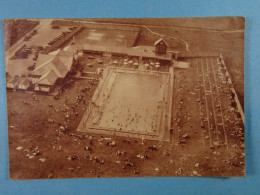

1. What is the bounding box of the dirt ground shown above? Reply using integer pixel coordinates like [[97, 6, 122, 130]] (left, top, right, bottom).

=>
[[171, 57, 244, 176], [8, 58, 244, 179]]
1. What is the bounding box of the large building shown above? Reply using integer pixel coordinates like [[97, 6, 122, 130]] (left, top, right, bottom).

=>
[[6, 37, 178, 93], [32, 50, 75, 92], [68, 38, 177, 63]]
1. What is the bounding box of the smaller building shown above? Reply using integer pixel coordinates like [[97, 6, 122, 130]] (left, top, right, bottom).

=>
[[5, 73, 13, 83], [17, 78, 30, 91], [6, 76, 19, 89], [154, 38, 168, 55], [34, 70, 58, 93]]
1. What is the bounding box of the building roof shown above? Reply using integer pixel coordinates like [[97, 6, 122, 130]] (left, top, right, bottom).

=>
[[8, 77, 19, 85], [57, 49, 74, 58], [66, 45, 78, 54], [19, 78, 30, 86], [37, 53, 56, 65], [154, 38, 168, 47], [33, 52, 73, 78], [6, 73, 13, 82], [78, 44, 172, 60], [55, 52, 74, 70], [37, 69, 58, 86], [52, 56, 71, 75], [82, 44, 128, 54], [127, 46, 172, 60], [67, 44, 83, 53], [62, 41, 77, 53], [48, 49, 61, 56]]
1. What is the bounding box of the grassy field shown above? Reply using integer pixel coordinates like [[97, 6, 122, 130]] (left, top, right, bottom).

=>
[[72, 16, 245, 31]]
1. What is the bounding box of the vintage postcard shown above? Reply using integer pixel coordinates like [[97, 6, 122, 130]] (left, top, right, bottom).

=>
[[3, 17, 245, 179]]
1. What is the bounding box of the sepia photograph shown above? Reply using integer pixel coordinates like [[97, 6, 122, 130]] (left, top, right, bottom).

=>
[[4, 16, 245, 179]]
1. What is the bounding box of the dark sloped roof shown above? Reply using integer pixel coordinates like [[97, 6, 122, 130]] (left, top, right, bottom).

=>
[[80, 44, 172, 60], [82, 44, 128, 54], [36, 54, 55, 67], [55, 54, 74, 71], [67, 44, 83, 53], [51, 56, 70, 77], [8, 77, 19, 85], [57, 49, 74, 58], [6, 74, 13, 82], [37, 70, 58, 86], [154, 38, 168, 47], [33, 52, 73, 78], [19, 78, 30, 86], [128, 46, 171, 60]]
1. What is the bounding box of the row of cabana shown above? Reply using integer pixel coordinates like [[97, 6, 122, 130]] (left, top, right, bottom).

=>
[[112, 58, 161, 69], [144, 62, 161, 69]]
